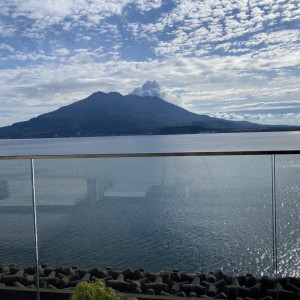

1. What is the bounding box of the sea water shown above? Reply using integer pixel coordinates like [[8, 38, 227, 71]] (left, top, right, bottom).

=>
[[0, 132, 299, 277]]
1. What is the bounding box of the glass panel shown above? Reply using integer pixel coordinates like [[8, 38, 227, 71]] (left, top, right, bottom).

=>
[[34, 155, 273, 278], [275, 154, 300, 278], [0, 159, 36, 281]]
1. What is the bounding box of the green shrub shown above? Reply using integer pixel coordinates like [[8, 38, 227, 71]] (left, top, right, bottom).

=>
[[70, 280, 137, 300]]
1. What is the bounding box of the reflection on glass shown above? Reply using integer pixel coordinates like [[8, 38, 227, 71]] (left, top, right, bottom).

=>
[[275, 155, 300, 278], [0, 159, 35, 266], [34, 155, 274, 276]]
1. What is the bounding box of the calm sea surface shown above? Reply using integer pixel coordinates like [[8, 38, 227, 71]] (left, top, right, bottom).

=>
[[0, 132, 299, 277]]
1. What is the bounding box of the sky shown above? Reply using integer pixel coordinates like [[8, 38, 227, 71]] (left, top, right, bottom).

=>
[[1, 0, 300, 127]]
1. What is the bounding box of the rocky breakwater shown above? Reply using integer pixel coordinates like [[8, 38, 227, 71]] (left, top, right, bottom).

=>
[[0, 264, 299, 300]]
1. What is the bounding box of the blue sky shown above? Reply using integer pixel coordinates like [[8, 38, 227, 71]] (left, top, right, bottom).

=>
[[1, 0, 300, 127]]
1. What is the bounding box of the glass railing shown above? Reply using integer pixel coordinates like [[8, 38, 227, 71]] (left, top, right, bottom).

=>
[[0, 151, 299, 300]]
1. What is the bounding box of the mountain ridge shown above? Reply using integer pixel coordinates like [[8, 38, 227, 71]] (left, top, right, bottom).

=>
[[0, 91, 296, 138]]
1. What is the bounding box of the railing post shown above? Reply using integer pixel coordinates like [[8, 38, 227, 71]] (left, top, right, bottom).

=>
[[271, 154, 278, 300], [31, 159, 40, 300]]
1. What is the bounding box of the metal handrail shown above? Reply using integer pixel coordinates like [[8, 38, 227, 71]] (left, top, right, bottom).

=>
[[1, 149, 300, 160]]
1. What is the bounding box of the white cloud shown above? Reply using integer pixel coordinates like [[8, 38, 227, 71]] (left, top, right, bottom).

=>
[[212, 112, 300, 126], [0, 43, 15, 52], [130, 81, 162, 97], [0, 0, 162, 34], [135, 0, 300, 57], [0, 21, 15, 37]]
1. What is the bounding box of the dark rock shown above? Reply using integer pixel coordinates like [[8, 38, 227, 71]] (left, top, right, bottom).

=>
[[207, 274, 217, 283], [249, 283, 261, 299], [108, 269, 121, 279], [47, 271, 56, 278], [14, 269, 24, 277], [78, 269, 89, 277], [213, 292, 227, 299], [145, 289, 155, 295], [222, 274, 236, 285], [170, 283, 180, 294], [201, 280, 212, 289], [211, 270, 224, 281], [144, 272, 158, 281], [41, 264, 48, 268], [48, 284, 57, 289], [39, 281, 47, 289], [27, 284, 35, 288], [288, 277, 300, 288], [64, 267, 75, 276], [55, 267, 66, 274], [181, 273, 195, 282], [266, 289, 296, 300], [214, 279, 226, 290], [0, 266, 10, 273], [189, 292, 197, 297], [191, 276, 200, 285], [106, 280, 131, 292], [58, 276, 70, 288], [39, 277, 60, 286], [81, 273, 91, 282], [159, 272, 170, 280], [117, 274, 124, 281], [181, 284, 207, 295], [89, 268, 106, 278], [103, 276, 113, 281], [247, 276, 257, 287], [143, 282, 169, 294], [133, 269, 143, 280], [207, 284, 218, 297], [44, 267, 56, 276], [21, 275, 35, 286], [13, 281, 24, 288], [278, 278, 288, 285], [175, 291, 187, 297], [284, 282, 300, 294], [171, 272, 181, 282], [178, 281, 190, 286], [2, 275, 24, 285], [154, 276, 163, 283], [68, 280, 83, 287], [137, 277, 149, 285], [9, 266, 21, 274], [222, 285, 248, 298], [261, 277, 275, 289], [57, 273, 65, 279], [237, 275, 247, 286], [68, 274, 80, 282], [122, 269, 134, 280], [132, 287, 142, 294], [165, 278, 175, 287]]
